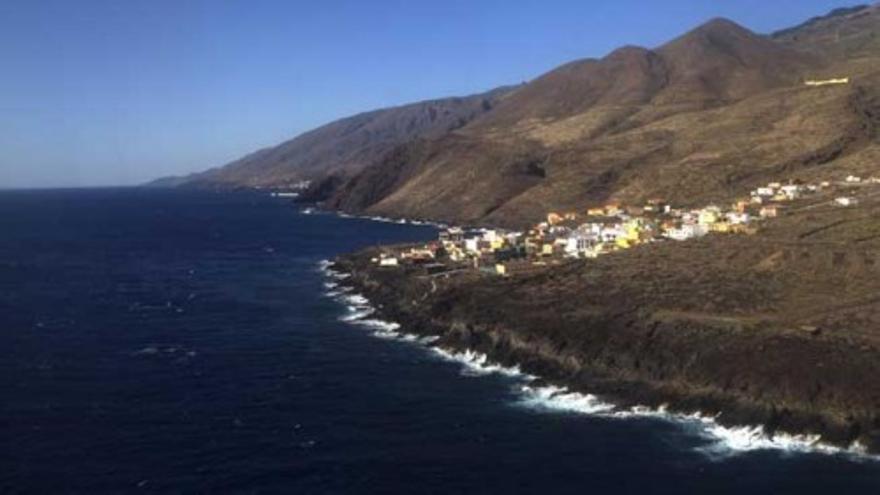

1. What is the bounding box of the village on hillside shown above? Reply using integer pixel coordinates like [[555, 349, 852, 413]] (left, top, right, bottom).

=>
[[371, 175, 880, 276]]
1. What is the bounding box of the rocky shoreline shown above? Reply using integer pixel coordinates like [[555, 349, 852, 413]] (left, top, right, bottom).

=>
[[330, 247, 880, 455]]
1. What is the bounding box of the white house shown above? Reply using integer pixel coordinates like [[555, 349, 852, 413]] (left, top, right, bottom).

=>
[[481, 229, 499, 243], [378, 256, 399, 267], [726, 212, 751, 225], [780, 184, 802, 199], [564, 235, 594, 258], [464, 238, 480, 253], [835, 196, 858, 207], [665, 224, 708, 241]]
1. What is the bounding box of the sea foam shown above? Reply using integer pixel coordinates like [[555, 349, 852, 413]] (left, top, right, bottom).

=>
[[515, 383, 874, 460], [430, 348, 533, 380], [334, 211, 447, 229]]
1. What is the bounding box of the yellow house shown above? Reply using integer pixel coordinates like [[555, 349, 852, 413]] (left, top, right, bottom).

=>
[[541, 244, 554, 256], [711, 222, 731, 233], [587, 207, 605, 216], [616, 237, 632, 249], [698, 209, 719, 225], [495, 264, 507, 276], [623, 221, 642, 242], [547, 212, 563, 225], [605, 204, 622, 216], [490, 238, 505, 251]]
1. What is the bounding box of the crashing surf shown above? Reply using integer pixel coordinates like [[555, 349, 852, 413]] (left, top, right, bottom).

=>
[[318, 259, 876, 462]]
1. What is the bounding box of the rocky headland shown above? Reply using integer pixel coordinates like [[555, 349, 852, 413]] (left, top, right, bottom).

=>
[[332, 189, 880, 453]]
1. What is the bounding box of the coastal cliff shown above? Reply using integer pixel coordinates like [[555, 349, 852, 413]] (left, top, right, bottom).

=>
[[334, 217, 880, 452]]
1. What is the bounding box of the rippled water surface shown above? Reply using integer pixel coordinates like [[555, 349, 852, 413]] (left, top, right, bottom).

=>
[[1, 188, 878, 494]]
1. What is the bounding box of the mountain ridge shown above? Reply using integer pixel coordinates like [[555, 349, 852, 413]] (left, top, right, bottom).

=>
[[164, 86, 514, 189], [157, 6, 880, 228]]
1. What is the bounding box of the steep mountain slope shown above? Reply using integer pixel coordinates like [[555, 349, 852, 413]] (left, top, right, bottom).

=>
[[653, 18, 819, 103], [178, 87, 512, 189], [773, 3, 880, 58], [337, 16, 876, 227], [325, 133, 548, 221], [466, 46, 668, 134], [470, 17, 817, 136], [162, 6, 880, 228]]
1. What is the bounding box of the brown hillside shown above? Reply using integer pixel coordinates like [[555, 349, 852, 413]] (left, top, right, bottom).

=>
[[773, 3, 880, 58], [164, 7, 880, 230], [653, 18, 819, 104], [178, 87, 512, 189], [469, 46, 667, 132], [348, 17, 880, 227]]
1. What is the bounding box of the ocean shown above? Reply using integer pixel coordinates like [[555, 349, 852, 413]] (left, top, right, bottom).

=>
[[1, 188, 879, 494]]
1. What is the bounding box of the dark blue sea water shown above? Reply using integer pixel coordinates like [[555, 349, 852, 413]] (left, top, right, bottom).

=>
[[2, 188, 879, 494]]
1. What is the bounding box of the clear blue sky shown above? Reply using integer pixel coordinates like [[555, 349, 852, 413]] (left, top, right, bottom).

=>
[[0, 0, 863, 188]]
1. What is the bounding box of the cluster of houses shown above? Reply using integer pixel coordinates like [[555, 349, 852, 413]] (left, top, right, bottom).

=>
[[372, 175, 878, 274]]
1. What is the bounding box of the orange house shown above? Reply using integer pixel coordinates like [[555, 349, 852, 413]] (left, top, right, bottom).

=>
[[547, 212, 563, 225]]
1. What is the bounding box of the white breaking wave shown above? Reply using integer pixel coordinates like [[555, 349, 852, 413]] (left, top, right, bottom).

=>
[[345, 314, 440, 345], [333, 292, 376, 322], [339, 307, 375, 322], [324, 285, 354, 297], [317, 260, 350, 280], [368, 216, 395, 223], [353, 318, 401, 333], [341, 294, 369, 306], [357, 319, 403, 340], [515, 383, 874, 459], [323, 273, 442, 346], [430, 348, 534, 380], [334, 211, 446, 229], [517, 384, 616, 415], [317, 260, 351, 282], [317, 260, 874, 460], [353, 319, 400, 330]]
